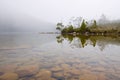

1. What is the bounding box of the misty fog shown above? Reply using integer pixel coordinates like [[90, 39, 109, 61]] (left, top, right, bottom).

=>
[[0, 0, 120, 32]]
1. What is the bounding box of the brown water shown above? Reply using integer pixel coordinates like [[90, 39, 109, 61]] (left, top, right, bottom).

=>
[[0, 33, 120, 80]]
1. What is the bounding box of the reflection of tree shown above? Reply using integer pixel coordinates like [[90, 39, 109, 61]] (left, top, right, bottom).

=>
[[56, 34, 90, 48], [77, 35, 89, 48], [97, 41, 106, 51], [71, 38, 82, 48], [56, 34, 120, 51], [89, 36, 97, 47], [62, 34, 73, 43], [56, 35, 64, 43]]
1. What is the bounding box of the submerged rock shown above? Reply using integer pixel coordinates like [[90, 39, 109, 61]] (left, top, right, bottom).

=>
[[35, 69, 54, 80], [80, 69, 92, 74], [50, 66, 62, 72], [36, 78, 56, 80], [0, 64, 17, 73], [97, 73, 106, 80], [61, 64, 70, 68], [0, 72, 4, 76], [53, 72, 64, 78], [69, 68, 81, 75], [16, 70, 33, 78], [19, 77, 35, 80], [0, 72, 18, 80], [80, 74, 97, 80], [35, 69, 51, 77], [69, 76, 80, 80], [16, 65, 39, 78], [91, 67, 106, 72]]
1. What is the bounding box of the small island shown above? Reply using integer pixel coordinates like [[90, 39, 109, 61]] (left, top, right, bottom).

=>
[[56, 17, 120, 36]]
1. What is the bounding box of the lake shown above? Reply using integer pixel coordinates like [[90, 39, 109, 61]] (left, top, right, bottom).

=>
[[0, 33, 120, 80]]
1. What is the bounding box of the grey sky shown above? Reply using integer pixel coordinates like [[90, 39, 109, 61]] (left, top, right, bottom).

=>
[[0, 0, 120, 23]]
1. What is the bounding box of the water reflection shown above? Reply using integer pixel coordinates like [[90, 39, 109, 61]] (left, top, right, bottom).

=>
[[56, 34, 120, 51], [0, 34, 120, 80]]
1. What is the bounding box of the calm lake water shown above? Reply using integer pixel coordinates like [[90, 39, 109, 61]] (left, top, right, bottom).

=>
[[0, 33, 120, 80]]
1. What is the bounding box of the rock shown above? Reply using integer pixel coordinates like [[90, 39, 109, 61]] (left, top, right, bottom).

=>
[[16, 65, 39, 78], [81, 69, 92, 74], [56, 60, 64, 64], [91, 67, 106, 72], [97, 73, 106, 80], [69, 68, 81, 75], [16, 70, 33, 78], [63, 72, 71, 78], [51, 78, 56, 80], [74, 59, 81, 63], [35, 69, 51, 77], [19, 78, 35, 80], [77, 63, 87, 69], [106, 68, 116, 74], [0, 72, 4, 76], [53, 72, 64, 78], [61, 64, 70, 69], [50, 66, 62, 72], [99, 61, 107, 66], [69, 76, 80, 80], [36, 78, 56, 80], [35, 69, 52, 80], [0, 64, 17, 72], [80, 74, 97, 80], [116, 70, 120, 74], [0, 72, 18, 80], [61, 64, 71, 72]]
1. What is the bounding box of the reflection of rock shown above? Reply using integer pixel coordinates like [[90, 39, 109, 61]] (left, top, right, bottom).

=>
[[16, 65, 39, 78], [35, 69, 55, 80], [0, 72, 18, 80], [80, 74, 97, 80]]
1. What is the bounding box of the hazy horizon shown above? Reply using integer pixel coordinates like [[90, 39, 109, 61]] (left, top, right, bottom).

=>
[[0, 0, 120, 32]]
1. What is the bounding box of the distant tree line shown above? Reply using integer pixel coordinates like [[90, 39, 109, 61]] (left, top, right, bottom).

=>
[[56, 16, 120, 35], [56, 19, 98, 34]]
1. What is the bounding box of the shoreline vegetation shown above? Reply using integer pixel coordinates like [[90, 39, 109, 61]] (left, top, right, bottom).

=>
[[56, 16, 120, 36]]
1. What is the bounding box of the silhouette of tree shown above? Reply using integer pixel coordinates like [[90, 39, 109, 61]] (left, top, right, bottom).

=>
[[80, 19, 87, 33]]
